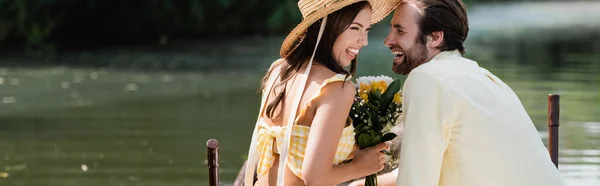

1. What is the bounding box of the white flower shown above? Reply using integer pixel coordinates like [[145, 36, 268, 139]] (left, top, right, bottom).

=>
[[356, 75, 394, 86]]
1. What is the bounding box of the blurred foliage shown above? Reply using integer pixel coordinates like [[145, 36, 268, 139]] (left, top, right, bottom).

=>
[[0, 0, 302, 56], [0, 0, 74, 56], [0, 0, 302, 53], [0, 0, 585, 55]]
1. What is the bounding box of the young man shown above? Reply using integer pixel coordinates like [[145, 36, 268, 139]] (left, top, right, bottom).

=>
[[354, 0, 568, 186]]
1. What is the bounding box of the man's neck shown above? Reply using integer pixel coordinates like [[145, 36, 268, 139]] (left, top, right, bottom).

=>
[[425, 50, 442, 62]]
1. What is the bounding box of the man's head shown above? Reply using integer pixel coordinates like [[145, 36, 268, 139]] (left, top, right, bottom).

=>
[[384, 0, 469, 75]]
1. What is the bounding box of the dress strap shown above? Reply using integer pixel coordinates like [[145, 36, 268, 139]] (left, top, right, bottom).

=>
[[244, 58, 283, 185], [276, 16, 328, 186], [322, 74, 349, 85]]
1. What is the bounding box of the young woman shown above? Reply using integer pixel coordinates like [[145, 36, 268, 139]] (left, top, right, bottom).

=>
[[244, 0, 400, 185]]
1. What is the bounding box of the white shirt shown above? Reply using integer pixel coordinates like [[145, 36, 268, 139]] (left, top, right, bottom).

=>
[[396, 50, 568, 186]]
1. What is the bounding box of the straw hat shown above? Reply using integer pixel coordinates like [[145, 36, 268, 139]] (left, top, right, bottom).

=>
[[280, 0, 402, 58]]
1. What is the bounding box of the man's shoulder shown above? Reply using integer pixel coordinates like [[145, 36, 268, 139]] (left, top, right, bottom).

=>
[[411, 55, 481, 82]]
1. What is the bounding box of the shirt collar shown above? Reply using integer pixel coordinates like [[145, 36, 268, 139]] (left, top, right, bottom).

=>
[[429, 49, 480, 68], [430, 49, 462, 61]]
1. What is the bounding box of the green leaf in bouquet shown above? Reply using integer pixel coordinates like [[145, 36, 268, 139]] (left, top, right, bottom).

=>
[[366, 118, 373, 127], [368, 114, 379, 128], [370, 99, 381, 106], [357, 133, 372, 148], [354, 123, 365, 132], [359, 125, 370, 133], [369, 116, 379, 129], [368, 104, 379, 115], [379, 79, 402, 115], [372, 135, 381, 144], [369, 129, 378, 138], [354, 124, 370, 134], [381, 132, 397, 142], [369, 89, 382, 102]]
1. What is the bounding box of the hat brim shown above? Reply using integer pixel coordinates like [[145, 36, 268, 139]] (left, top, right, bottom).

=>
[[279, 0, 401, 58]]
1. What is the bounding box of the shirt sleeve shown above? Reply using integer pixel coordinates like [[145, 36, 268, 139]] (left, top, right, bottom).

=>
[[396, 72, 455, 186]]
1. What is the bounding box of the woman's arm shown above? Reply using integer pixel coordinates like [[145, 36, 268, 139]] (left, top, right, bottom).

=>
[[301, 81, 386, 186]]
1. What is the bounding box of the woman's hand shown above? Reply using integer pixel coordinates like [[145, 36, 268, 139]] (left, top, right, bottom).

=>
[[348, 179, 366, 186], [351, 142, 388, 175], [347, 167, 399, 186]]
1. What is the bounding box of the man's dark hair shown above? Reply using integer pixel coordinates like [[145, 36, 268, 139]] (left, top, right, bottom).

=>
[[412, 0, 469, 54]]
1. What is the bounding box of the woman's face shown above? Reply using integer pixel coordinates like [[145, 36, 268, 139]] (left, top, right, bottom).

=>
[[332, 6, 372, 67]]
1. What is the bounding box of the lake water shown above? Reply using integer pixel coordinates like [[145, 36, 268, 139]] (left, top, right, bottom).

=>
[[1, 2, 599, 186]]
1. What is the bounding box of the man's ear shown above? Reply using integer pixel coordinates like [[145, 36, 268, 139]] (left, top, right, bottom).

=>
[[427, 31, 444, 49]]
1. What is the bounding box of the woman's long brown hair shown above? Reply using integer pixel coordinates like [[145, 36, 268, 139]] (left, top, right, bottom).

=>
[[260, 1, 370, 120]]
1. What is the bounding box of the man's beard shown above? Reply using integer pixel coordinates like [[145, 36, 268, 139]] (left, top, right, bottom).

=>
[[392, 39, 428, 75]]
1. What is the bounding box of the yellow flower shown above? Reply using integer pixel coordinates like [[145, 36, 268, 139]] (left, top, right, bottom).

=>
[[372, 81, 388, 92], [357, 83, 368, 102], [393, 92, 402, 104], [359, 83, 370, 93], [357, 80, 402, 105], [360, 93, 369, 102]]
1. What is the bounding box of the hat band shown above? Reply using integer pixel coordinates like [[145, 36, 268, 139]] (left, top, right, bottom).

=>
[[276, 15, 328, 186]]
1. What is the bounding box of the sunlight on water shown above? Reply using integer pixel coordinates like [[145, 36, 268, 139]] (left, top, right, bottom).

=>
[[557, 122, 600, 186], [562, 149, 600, 156], [2, 96, 16, 104], [90, 72, 99, 80], [0, 56, 596, 186], [81, 164, 89, 172], [124, 83, 138, 92], [469, 2, 600, 34], [8, 78, 18, 85], [73, 73, 84, 83], [61, 81, 70, 89]]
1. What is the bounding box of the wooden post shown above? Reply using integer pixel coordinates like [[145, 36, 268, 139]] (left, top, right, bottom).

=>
[[548, 94, 560, 168], [207, 139, 220, 186]]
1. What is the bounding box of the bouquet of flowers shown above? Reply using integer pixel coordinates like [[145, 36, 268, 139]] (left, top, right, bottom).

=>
[[349, 75, 403, 186]]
